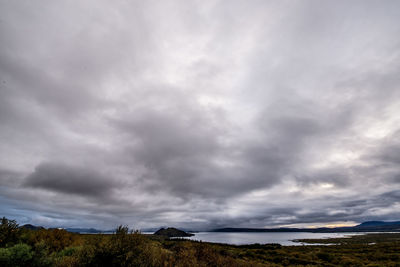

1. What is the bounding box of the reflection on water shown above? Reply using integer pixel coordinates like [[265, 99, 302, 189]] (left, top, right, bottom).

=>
[[178, 232, 364, 246]]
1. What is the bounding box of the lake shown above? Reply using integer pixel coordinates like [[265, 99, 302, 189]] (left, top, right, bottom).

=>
[[177, 232, 365, 246]]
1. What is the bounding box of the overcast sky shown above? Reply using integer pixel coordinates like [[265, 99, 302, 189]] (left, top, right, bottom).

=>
[[1, 0, 400, 230]]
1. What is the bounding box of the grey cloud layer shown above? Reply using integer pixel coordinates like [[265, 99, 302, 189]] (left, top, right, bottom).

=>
[[23, 162, 116, 197], [1, 0, 400, 229]]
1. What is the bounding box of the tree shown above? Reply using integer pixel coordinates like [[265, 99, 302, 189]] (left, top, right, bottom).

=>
[[0, 217, 20, 247]]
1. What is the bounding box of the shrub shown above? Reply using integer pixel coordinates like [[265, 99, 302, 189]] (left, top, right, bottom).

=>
[[78, 226, 166, 266], [0, 247, 12, 265], [29, 228, 81, 252], [316, 251, 334, 262], [0, 243, 33, 267], [0, 217, 21, 247]]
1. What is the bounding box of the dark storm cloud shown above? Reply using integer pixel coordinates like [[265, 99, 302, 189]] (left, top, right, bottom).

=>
[[1, 0, 400, 229], [23, 162, 115, 197]]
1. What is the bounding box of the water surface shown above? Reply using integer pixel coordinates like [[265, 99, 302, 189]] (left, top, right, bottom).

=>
[[179, 232, 364, 246]]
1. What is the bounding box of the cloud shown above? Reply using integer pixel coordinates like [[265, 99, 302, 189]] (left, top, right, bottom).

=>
[[23, 162, 116, 198], [0, 0, 400, 229]]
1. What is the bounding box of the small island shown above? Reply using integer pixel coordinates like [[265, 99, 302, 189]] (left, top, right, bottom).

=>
[[154, 227, 194, 237]]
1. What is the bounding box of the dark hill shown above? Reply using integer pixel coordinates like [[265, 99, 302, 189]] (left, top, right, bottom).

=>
[[213, 221, 400, 233], [356, 221, 400, 227], [65, 228, 106, 233], [21, 224, 44, 230], [154, 227, 194, 237]]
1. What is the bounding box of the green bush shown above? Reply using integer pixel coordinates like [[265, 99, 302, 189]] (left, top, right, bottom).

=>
[[0, 247, 12, 265], [0, 243, 33, 267]]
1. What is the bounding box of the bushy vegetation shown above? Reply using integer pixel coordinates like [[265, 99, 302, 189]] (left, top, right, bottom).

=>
[[2, 217, 400, 266]]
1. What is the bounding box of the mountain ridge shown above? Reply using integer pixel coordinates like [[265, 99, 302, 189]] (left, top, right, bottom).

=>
[[18, 220, 400, 233], [213, 221, 400, 233]]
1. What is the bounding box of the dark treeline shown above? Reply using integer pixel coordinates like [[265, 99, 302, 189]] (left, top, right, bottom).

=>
[[2, 217, 400, 266]]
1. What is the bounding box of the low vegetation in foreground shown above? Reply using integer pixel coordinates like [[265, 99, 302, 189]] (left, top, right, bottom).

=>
[[2, 217, 400, 266]]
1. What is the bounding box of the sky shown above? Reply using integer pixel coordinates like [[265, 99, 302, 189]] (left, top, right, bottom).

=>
[[1, 0, 400, 230]]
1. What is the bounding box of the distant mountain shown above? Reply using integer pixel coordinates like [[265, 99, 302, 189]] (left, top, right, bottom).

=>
[[21, 224, 44, 230], [356, 221, 400, 227], [19, 224, 105, 233], [154, 227, 194, 237], [213, 221, 400, 233], [65, 228, 113, 234]]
